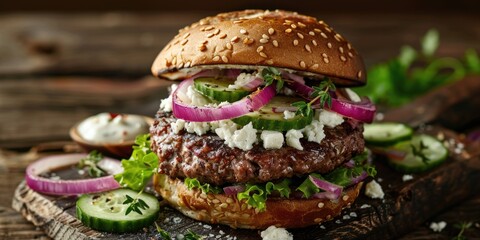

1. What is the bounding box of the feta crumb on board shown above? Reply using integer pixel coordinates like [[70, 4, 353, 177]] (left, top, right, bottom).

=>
[[286, 129, 304, 150], [430, 221, 447, 232], [402, 174, 414, 182], [261, 131, 284, 149], [365, 180, 385, 199], [260, 226, 293, 240]]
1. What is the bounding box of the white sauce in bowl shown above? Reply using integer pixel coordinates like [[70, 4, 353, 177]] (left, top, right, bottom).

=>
[[77, 113, 149, 143]]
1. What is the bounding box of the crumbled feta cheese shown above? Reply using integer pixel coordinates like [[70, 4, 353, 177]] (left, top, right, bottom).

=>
[[402, 174, 414, 182], [430, 221, 447, 232], [171, 119, 185, 134], [261, 131, 284, 149], [345, 88, 361, 102], [231, 123, 258, 150], [215, 120, 238, 141], [186, 85, 209, 106], [360, 204, 371, 209], [185, 122, 210, 136], [260, 226, 293, 240], [159, 84, 178, 112], [318, 110, 344, 128], [283, 110, 295, 120], [286, 129, 304, 150], [227, 72, 259, 90], [365, 180, 385, 199], [303, 120, 325, 144], [283, 87, 295, 96]]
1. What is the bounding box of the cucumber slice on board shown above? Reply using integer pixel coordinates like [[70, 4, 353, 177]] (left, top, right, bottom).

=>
[[386, 134, 448, 173], [76, 189, 159, 233], [232, 96, 312, 131], [364, 122, 413, 146], [194, 77, 251, 102]]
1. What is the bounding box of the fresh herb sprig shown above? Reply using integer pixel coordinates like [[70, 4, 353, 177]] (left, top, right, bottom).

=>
[[411, 140, 431, 164], [155, 222, 204, 240], [261, 67, 284, 92], [292, 78, 336, 117], [77, 150, 105, 178], [453, 221, 473, 240], [114, 134, 159, 215], [123, 190, 150, 215]]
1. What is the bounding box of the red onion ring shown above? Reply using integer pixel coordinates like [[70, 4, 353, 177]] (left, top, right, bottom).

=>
[[26, 153, 121, 196], [223, 185, 246, 195], [172, 77, 276, 122], [309, 175, 343, 200]]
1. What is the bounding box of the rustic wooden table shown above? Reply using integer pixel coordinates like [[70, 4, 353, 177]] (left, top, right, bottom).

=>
[[1, 12, 479, 239]]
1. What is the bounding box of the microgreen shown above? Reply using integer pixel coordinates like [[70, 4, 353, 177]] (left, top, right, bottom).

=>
[[77, 150, 105, 178], [292, 77, 335, 117], [354, 29, 480, 107], [452, 221, 473, 240], [123, 190, 150, 215], [261, 67, 284, 92], [155, 222, 204, 240]]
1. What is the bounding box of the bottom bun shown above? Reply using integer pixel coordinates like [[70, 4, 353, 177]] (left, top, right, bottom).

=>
[[153, 174, 363, 229]]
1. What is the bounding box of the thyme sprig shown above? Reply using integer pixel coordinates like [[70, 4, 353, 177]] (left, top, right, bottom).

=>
[[411, 140, 430, 164], [123, 189, 150, 215], [77, 150, 105, 178], [261, 67, 284, 92], [292, 78, 336, 117]]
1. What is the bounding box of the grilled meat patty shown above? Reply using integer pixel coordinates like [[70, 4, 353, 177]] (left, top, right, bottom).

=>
[[150, 112, 365, 186]]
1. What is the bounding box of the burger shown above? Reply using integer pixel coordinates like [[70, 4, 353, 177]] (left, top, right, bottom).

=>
[[150, 9, 376, 229]]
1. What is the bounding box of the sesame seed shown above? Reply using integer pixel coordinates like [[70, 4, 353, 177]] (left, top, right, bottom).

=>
[[299, 61, 306, 68], [293, 39, 299, 46], [181, 39, 188, 45], [314, 28, 321, 33], [240, 29, 247, 34], [272, 40, 279, 47], [291, 24, 297, 29], [184, 61, 191, 68], [347, 43, 352, 50], [262, 34, 269, 39], [207, 33, 214, 38], [322, 53, 328, 58], [340, 56, 347, 62], [348, 52, 354, 58], [256, 46, 264, 52], [339, 46, 344, 53], [266, 59, 274, 65], [321, 32, 328, 39], [298, 22, 306, 28], [259, 52, 267, 58], [325, 27, 333, 32], [183, 33, 190, 39], [285, 28, 292, 33], [243, 37, 254, 45], [233, 20, 243, 24], [305, 44, 311, 52], [285, 19, 293, 24], [319, 20, 324, 24], [214, 29, 220, 35], [268, 28, 275, 35], [314, 218, 323, 223], [358, 70, 362, 78], [311, 63, 319, 69], [221, 56, 228, 63], [334, 34, 342, 42], [177, 62, 184, 68], [327, 42, 332, 48], [231, 36, 240, 43], [312, 40, 318, 46], [204, 26, 214, 31], [323, 57, 329, 63], [259, 38, 269, 43], [219, 33, 227, 39], [226, 42, 232, 50], [297, 33, 304, 39], [212, 56, 220, 61], [309, 31, 315, 36], [199, 20, 208, 25], [342, 195, 349, 201], [317, 202, 324, 208], [172, 57, 177, 65]]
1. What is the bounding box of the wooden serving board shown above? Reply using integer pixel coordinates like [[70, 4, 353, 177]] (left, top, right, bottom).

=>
[[11, 76, 480, 239]]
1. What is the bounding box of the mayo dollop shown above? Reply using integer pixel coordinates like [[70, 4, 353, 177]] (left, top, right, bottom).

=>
[[77, 113, 149, 143]]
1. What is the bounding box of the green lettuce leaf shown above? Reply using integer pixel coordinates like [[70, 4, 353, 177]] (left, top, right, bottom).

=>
[[184, 178, 221, 194], [114, 134, 159, 191], [237, 179, 291, 212]]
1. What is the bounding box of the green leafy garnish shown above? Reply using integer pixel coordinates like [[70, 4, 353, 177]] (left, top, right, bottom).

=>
[[185, 177, 221, 194], [155, 222, 204, 240], [296, 173, 323, 199], [123, 190, 150, 215], [355, 29, 480, 107], [77, 150, 105, 178], [411, 140, 431, 164], [237, 179, 291, 212], [114, 134, 159, 191], [292, 78, 335, 117], [453, 221, 472, 240], [262, 67, 284, 92]]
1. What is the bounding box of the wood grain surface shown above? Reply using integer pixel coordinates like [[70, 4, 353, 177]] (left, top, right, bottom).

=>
[[1, 11, 480, 240]]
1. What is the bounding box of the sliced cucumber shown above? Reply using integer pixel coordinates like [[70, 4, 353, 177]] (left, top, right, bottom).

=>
[[76, 189, 159, 233], [194, 77, 251, 102], [364, 122, 413, 146], [232, 96, 312, 131], [386, 134, 448, 173]]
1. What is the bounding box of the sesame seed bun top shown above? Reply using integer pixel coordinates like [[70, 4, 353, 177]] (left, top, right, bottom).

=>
[[151, 9, 366, 86]]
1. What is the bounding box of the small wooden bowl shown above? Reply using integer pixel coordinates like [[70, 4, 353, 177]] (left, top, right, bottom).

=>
[[69, 115, 154, 159]]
